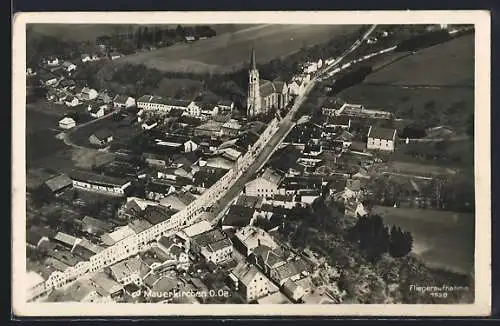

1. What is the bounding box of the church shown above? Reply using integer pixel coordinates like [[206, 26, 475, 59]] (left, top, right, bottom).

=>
[[246, 48, 289, 118]]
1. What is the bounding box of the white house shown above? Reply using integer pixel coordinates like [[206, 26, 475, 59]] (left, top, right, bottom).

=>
[[62, 61, 77, 73], [366, 126, 397, 152], [59, 117, 76, 130], [45, 56, 60, 66], [200, 238, 233, 265], [184, 140, 199, 153], [110, 52, 122, 60], [69, 170, 131, 196], [245, 168, 283, 198], [81, 53, 92, 63], [113, 94, 136, 109], [89, 105, 106, 118], [65, 96, 80, 107], [231, 262, 270, 302], [185, 101, 201, 117]]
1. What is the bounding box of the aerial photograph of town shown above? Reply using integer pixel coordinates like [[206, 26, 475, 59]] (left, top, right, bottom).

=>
[[22, 21, 476, 306]]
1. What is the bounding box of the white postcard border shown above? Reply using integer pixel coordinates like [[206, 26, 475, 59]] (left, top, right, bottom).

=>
[[12, 10, 491, 316]]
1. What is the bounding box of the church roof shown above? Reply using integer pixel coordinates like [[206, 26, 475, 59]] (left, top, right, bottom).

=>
[[259, 79, 277, 98], [273, 81, 287, 93]]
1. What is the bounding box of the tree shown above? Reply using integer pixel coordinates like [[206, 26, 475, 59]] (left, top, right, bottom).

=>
[[388, 226, 413, 258]]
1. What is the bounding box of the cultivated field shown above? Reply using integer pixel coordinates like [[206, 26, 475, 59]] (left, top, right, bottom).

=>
[[372, 206, 474, 275], [114, 24, 362, 74]]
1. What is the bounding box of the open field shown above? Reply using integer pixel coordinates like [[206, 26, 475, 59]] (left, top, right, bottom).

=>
[[373, 206, 474, 275], [113, 24, 361, 74], [336, 34, 474, 135], [366, 34, 474, 86], [29, 24, 252, 43]]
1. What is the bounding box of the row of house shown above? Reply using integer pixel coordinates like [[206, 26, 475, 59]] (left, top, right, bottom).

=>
[[136, 94, 234, 120]]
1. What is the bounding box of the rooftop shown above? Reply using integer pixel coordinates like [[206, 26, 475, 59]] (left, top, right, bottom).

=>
[[260, 168, 283, 186], [367, 126, 397, 141], [223, 204, 255, 228], [69, 170, 130, 187], [180, 220, 213, 238], [44, 174, 72, 193], [128, 219, 153, 234], [192, 229, 227, 247], [231, 262, 263, 287]]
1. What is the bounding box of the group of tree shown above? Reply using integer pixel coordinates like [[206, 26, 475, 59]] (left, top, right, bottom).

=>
[[347, 214, 413, 262], [96, 25, 217, 51]]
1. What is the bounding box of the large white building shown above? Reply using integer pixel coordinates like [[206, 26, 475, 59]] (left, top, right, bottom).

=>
[[366, 126, 397, 152], [244, 168, 283, 198], [137, 95, 200, 117]]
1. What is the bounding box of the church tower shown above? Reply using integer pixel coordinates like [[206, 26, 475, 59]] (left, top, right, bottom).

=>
[[246, 48, 261, 117]]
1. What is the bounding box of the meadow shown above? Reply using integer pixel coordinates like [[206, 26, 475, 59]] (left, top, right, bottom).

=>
[[338, 33, 474, 133]]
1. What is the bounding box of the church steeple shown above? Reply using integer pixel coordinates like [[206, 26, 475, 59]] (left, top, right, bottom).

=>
[[250, 47, 257, 70], [247, 48, 261, 118]]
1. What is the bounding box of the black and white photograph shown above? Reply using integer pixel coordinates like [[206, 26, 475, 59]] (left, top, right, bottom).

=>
[[12, 11, 491, 316]]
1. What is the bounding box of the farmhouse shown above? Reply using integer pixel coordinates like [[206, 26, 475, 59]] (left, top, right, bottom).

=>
[[69, 170, 131, 196], [367, 126, 397, 152], [89, 130, 114, 147], [58, 117, 76, 130], [113, 94, 136, 109]]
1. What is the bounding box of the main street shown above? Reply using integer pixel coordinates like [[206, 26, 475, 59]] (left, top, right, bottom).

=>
[[207, 25, 378, 224]]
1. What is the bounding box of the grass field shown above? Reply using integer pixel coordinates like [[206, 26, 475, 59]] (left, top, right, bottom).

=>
[[366, 34, 474, 86], [372, 206, 474, 275], [113, 24, 361, 74]]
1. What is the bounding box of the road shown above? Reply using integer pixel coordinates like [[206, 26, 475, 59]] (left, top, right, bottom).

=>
[[207, 25, 379, 223]]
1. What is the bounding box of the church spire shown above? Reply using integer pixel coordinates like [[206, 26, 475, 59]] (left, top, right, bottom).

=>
[[250, 48, 256, 70]]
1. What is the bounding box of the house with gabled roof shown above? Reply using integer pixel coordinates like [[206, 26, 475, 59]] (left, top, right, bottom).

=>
[[367, 126, 397, 152], [230, 262, 269, 302]]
